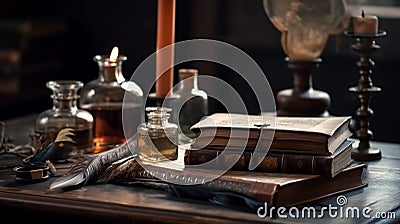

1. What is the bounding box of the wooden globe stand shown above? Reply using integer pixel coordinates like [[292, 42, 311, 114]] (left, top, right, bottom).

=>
[[277, 58, 330, 117]]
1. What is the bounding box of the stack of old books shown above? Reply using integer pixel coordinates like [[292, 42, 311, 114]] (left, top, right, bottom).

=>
[[183, 113, 366, 207]]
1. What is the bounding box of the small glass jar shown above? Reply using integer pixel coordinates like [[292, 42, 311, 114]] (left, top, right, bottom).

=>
[[35, 80, 94, 155], [137, 107, 178, 162], [170, 68, 208, 143], [79, 52, 143, 153]]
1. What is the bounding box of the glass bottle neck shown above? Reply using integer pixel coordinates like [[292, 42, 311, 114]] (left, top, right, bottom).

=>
[[52, 97, 78, 111], [98, 64, 125, 82], [99, 64, 127, 82], [47, 80, 82, 112], [148, 117, 169, 126], [179, 75, 198, 90], [94, 55, 127, 83]]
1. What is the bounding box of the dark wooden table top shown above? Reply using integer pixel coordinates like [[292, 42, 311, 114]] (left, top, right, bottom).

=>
[[0, 114, 399, 224]]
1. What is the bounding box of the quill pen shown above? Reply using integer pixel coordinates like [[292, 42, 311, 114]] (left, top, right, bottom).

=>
[[49, 134, 138, 191]]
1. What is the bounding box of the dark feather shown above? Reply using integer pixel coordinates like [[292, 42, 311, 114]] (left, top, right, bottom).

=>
[[49, 134, 138, 191], [96, 155, 144, 183], [28, 128, 76, 165]]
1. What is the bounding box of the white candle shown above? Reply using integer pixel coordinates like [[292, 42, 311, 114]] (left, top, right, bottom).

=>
[[109, 46, 119, 62], [353, 10, 378, 35]]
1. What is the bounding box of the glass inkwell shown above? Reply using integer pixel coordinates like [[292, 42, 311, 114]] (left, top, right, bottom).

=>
[[35, 80, 94, 155], [79, 47, 144, 153], [137, 107, 178, 162]]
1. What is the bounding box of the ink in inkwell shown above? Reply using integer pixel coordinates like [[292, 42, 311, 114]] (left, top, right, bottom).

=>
[[137, 107, 178, 162]]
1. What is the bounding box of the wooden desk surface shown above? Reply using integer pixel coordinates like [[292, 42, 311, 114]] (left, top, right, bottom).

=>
[[0, 114, 399, 224]]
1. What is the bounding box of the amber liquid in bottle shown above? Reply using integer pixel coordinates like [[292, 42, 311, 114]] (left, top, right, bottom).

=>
[[82, 102, 142, 153], [79, 52, 144, 154]]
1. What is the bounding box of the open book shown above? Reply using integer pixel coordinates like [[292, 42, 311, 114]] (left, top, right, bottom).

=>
[[190, 113, 353, 155]]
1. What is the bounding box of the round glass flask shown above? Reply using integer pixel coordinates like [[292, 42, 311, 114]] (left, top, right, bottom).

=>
[[35, 80, 94, 154], [79, 51, 144, 153]]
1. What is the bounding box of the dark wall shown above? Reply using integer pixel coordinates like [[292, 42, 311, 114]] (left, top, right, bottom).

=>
[[0, 0, 398, 143], [206, 1, 400, 144]]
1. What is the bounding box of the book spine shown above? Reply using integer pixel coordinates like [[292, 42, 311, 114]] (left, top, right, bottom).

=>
[[185, 149, 333, 176], [190, 136, 330, 155]]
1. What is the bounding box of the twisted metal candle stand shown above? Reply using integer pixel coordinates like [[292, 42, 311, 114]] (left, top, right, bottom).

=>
[[345, 30, 386, 161]]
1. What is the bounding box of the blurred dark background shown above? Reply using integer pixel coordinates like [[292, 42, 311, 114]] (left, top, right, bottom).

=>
[[0, 0, 398, 143]]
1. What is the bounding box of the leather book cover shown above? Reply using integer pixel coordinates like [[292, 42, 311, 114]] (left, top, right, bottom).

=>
[[190, 113, 352, 154], [210, 163, 366, 207], [185, 139, 353, 177], [104, 157, 367, 207]]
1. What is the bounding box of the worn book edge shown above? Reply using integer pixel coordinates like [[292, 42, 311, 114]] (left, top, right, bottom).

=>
[[191, 113, 352, 136], [190, 113, 352, 154], [185, 139, 354, 177]]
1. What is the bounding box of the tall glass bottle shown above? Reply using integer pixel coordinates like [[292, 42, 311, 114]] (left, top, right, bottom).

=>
[[35, 80, 93, 155], [171, 68, 208, 143], [79, 49, 144, 154], [137, 107, 178, 162]]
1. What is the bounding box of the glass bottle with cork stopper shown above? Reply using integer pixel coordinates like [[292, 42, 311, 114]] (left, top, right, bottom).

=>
[[137, 107, 178, 162], [79, 47, 144, 153], [35, 80, 94, 156], [170, 68, 208, 143]]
